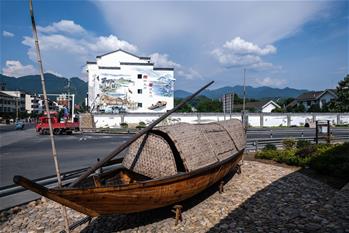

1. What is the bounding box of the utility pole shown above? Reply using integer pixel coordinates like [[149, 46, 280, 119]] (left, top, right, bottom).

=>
[[16, 96, 19, 121], [242, 68, 246, 127], [231, 92, 234, 117], [29, 0, 70, 231]]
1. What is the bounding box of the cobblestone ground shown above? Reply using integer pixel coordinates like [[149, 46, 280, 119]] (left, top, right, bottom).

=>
[[1, 161, 348, 233]]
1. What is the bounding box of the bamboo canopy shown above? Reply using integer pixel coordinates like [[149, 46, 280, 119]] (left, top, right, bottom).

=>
[[123, 119, 245, 178]]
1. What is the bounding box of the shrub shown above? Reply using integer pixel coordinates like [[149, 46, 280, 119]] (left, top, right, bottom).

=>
[[263, 143, 277, 151], [120, 122, 128, 128], [256, 142, 349, 179], [256, 149, 279, 160], [296, 145, 317, 158], [136, 122, 146, 129], [296, 139, 311, 149], [310, 143, 349, 179], [282, 138, 296, 150]]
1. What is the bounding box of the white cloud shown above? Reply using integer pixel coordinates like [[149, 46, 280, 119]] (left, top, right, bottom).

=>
[[223, 37, 276, 55], [150, 53, 202, 80], [22, 20, 138, 77], [2, 60, 37, 77], [211, 37, 277, 70], [2, 30, 14, 37], [254, 77, 287, 87], [37, 20, 86, 35], [150, 53, 179, 68], [21, 19, 195, 81]]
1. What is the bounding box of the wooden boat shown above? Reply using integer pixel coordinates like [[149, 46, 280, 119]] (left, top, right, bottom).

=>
[[148, 100, 167, 110], [14, 119, 245, 217], [13, 81, 246, 217]]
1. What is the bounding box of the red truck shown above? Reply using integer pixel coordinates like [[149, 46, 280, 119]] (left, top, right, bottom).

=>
[[36, 111, 79, 135]]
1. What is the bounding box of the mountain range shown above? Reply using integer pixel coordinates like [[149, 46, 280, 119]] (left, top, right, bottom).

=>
[[0, 73, 87, 104], [176, 86, 309, 100], [1, 73, 308, 103]]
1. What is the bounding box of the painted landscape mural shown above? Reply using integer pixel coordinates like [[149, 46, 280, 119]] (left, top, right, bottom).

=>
[[95, 71, 174, 113]]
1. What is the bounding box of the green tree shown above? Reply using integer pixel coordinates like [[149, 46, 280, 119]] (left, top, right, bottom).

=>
[[330, 75, 349, 112], [197, 98, 221, 112], [307, 104, 321, 112], [272, 107, 285, 113], [294, 104, 306, 113], [174, 98, 192, 112]]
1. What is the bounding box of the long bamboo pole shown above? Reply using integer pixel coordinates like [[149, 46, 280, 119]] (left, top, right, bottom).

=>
[[29, 0, 70, 231], [70, 80, 214, 187]]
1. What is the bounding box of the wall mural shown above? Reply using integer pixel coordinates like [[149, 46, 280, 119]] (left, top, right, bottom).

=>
[[96, 71, 174, 113], [152, 74, 175, 97]]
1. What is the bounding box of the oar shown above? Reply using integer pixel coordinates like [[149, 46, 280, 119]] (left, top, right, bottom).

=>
[[70, 81, 214, 187]]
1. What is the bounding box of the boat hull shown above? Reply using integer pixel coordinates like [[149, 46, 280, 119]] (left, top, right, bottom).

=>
[[14, 150, 243, 217]]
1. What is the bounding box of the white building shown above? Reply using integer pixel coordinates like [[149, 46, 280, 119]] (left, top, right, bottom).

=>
[[290, 89, 337, 111], [86, 50, 175, 113], [25, 94, 40, 114], [234, 100, 281, 113], [1, 91, 26, 113], [260, 100, 281, 113], [0, 91, 17, 114]]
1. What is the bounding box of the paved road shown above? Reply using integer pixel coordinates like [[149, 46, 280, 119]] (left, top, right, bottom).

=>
[[0, 128, 130, 187]]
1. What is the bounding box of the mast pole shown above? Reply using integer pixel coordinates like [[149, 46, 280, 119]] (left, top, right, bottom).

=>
[[242, 68, 246, 127], [70, 81, 214, 187], [29, 0, 70, 231]]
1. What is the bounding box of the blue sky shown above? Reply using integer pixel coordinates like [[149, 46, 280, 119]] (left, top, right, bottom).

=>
[[1, 0, 348, 92]]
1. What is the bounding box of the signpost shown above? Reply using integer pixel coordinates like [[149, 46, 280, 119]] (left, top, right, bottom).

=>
[[315, 120, 331, 144]]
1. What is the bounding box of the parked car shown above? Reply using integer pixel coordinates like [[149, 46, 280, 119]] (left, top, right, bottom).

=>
[[15, 121, 25, 130]]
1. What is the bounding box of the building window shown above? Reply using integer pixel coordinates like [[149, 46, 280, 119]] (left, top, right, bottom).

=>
[[137, 89, 142, 94], [137, 74, 142, 79], [138, 103, 142, 107]]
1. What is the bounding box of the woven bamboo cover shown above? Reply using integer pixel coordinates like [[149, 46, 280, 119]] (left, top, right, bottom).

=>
[[122, 119, 245, 177], [122, 133, 177, 178], [159, 123, 218, 172], [198, 123, 237, 161], [216, 119, 246, 151]]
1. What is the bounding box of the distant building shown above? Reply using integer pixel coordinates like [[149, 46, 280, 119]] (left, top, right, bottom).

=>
[[289, 89, 337, 111], [234, 100, 281, 113], [86, 49, 175, 113], [0, 91, 17, 114], [1, 91, 26, 113], [26, 94, 40, 114], [221, 93, 235, 113]]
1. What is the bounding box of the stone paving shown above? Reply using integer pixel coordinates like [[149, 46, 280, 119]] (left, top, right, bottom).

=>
[[1, 160, 348, 233]]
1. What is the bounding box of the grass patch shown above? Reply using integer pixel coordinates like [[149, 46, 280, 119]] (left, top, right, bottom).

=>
[[256, 142, 349, 179]]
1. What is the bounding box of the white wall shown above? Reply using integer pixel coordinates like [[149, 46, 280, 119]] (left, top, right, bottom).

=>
[[263, 115, 288, 127], [290, 115, 313, 126], [96, 51, 148, 67], [339, 115, 349, 124], [248, 115, 261, 127], [315, 114, 338, 125], [90, 113, 349, 128]]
